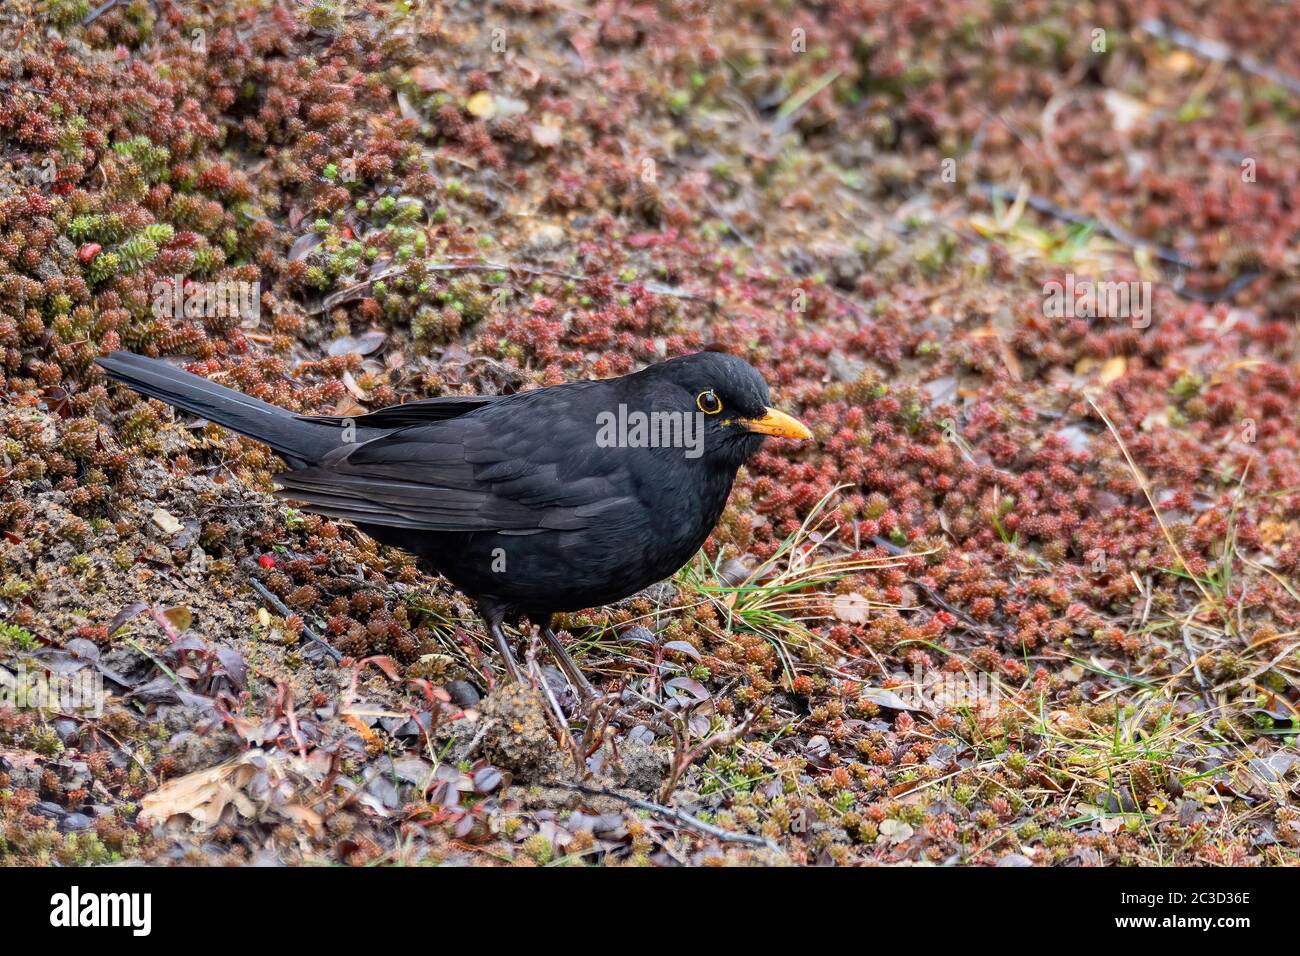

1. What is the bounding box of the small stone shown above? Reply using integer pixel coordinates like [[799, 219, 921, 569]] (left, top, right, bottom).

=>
[[34, 801, 67, 820], [445, 680, 481, 709], [59, 812, 93, 832], [523, 223, 566, 255]]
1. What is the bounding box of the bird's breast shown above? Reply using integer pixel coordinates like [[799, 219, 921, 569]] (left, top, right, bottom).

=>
[[432, 453, 739, 614]]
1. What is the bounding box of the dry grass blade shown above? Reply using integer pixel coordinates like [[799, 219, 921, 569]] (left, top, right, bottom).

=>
[[1088, 397, 1218, 612], [683, 485, 926, 668]]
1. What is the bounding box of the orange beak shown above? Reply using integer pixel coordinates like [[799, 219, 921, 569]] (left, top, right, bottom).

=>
[[734, 407, 813, 440]]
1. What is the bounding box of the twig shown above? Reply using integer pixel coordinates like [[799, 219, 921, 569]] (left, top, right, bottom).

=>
[[1211, 637, 1300, 693], [1139, 18, 1300, 96], [1180, 621, 1215, 711], [577, 692, 622, 758], [974, 182, 1264, 303], [870, 536, 1000, 639], [282, 683, 309, 760], [547, 781, 782, 853], [703, 195, 755, 251], [975, 181, 1190, 268], [462, 717, 497, 760], [661, 711, 756, 803], [83, 0, 120, 25], [248, 578, 343, 662], [1088, 397, 1218, 611]]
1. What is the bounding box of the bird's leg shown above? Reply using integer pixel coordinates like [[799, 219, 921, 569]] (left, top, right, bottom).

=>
[[537, 615, 600, 703], [483, 607, 523, 685]]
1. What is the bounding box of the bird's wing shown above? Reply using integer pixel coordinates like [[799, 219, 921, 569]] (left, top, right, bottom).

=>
[[299, 394, 503, 428], [274, 383, 637, 532]]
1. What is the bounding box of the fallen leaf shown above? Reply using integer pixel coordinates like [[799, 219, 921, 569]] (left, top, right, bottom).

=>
[[664, 676, 709, 703], [328, 329, 387, 357], [1061, 663, 1085, 682], [151, 508, 183, 536], [108, 602, 149, 635], [140, 752, 329, 831], [1248, 753, 1298, 784], [139, 756, 257, 829], [832, 592, 871, 624], [1098, 813, 1124, 834], [1099, 356, 1127, 385], [410, 67, 448, 93], [877, 818, 914, 844], [466, 91, 495, 119], [342, 370, 370, 400], [361, 655, 401, 680], [858, 686, 927, 712], [332, 395, 369, 417], [288, 232, 322, 262], [805, 735, 831, 758], [161, 606, 192, 634], [662, 640, 701, 661], [1102, 90, 1150, 132]]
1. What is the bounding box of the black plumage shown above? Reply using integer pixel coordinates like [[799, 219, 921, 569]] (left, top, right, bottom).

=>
[[95, 349, 811, 692]]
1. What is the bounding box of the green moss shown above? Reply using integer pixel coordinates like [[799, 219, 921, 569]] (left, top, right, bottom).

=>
[[47, 0, 90, 27], [522, 833, 553, 864], [111, 136, 170, 183]]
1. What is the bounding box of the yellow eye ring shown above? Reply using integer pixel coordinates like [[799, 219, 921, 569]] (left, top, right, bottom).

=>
[[696, 390, 723, 414]]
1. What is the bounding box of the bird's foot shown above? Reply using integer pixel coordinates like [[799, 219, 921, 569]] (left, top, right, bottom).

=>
[[528, 626, 674, 736], [540, 626, 600, 703], [487, 617, 524, 684]]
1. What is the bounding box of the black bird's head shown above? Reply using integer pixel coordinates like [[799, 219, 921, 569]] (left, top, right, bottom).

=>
[[636, 351, 812, 470]]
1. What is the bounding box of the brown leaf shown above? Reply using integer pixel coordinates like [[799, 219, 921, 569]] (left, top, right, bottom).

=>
[[1099, 355, 1127, 385], [361, 655, 401, 680], [410, 67, 448, 93], [139, 756, 251, 828], [332, 395, 368, 417], [161, 606, 193, 634], [140, 752, 327, 831]]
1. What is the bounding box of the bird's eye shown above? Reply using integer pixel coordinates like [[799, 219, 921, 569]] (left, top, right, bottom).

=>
[[696, 390, 723, 414]]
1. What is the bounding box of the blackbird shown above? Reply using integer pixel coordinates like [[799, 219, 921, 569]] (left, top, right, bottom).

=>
[[95, 349, 811, 695]]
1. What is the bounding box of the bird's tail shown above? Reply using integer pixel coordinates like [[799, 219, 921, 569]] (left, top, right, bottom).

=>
[[95, 351, 333, 467]]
